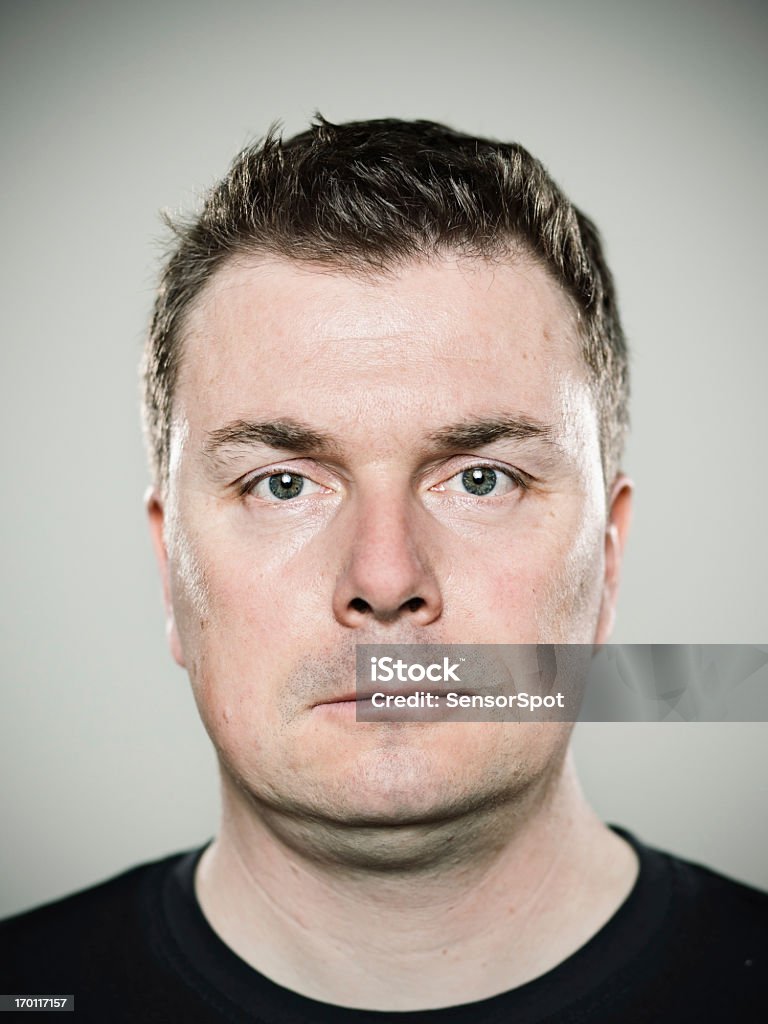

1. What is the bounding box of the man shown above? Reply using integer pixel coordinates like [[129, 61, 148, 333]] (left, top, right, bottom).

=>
[[2, 117, 765, 1021]]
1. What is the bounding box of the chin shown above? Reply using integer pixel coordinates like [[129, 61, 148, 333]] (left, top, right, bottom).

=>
[[339, 744, 467, 821], [294, 727, 551, 824], [220, 718, 570, 838]]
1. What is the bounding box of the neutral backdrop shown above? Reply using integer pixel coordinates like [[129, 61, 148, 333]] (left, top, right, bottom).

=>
[[1, 0, 767, 918]]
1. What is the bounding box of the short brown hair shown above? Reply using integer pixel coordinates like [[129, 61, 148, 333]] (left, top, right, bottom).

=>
[[142, 116, 629, 492]]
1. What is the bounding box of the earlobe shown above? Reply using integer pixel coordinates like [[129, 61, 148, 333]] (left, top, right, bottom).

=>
[[594, 474, 634, 646], [145, 487, 186, 669]]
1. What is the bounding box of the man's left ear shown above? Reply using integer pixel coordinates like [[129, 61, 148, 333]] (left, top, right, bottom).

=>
[[595, 473, 634, 646]]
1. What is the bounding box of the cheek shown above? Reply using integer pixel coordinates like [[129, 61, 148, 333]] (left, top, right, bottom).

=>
[[168, 523, 322, 724], [455, 509, 604, 644], [171, 551, 277, 769], [170, 521, 295, 648], [535, 513, 605, 643]]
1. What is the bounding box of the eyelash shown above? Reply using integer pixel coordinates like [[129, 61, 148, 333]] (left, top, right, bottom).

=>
[[237, 470, 308, 498], [478, 466, 529, 492], [441, 464, 530, 498], [237, 463, 530, 499]]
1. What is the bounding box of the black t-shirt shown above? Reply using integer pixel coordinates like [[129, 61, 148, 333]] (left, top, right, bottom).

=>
[[1, 828, 766, 1022]]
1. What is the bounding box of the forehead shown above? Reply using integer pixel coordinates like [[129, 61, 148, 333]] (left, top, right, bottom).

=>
[[176, 255, 589, 446]]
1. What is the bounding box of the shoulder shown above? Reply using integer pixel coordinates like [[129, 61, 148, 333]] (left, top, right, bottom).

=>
[[614, 830, 768, 1018], [0, 849, 196, 990], [661, 844, 768, 943], [1, 851, 181, 938], [619, 826, 767, 932]]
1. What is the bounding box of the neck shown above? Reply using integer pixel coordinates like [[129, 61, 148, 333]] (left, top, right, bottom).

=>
[[195, 751, 638, 1011]]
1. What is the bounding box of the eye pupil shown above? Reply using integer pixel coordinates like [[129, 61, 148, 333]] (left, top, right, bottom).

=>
[[462, 467, 497, 496], [268, 473, 304, 500]]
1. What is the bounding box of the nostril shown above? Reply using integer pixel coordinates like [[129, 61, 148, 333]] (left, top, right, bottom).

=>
[[347, 595, 426, 617]]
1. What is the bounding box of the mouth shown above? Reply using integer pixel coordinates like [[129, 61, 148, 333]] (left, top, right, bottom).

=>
[[314, 687, 454, 706], [313, 691, 387, 712], [311, 694, 379, 722], [312, 688, 474, 722], [315, 691, 363, 706]]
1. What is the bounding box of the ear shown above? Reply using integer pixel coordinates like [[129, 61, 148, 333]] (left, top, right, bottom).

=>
[[594, 473, 633, 646], [145, 487, 186, 668]]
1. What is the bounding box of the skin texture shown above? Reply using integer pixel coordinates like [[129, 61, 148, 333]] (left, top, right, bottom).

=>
[[148, 254, 635, 1010]]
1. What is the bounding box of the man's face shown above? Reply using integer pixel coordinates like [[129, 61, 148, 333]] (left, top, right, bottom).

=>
[[149, 256, 630, 829]]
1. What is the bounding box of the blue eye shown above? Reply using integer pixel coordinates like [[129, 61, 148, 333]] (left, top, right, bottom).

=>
[[440, 465, 522, 498], [461, 467, 497, 496], [268, 472, 304, 500], [246, 472, 326, 502]]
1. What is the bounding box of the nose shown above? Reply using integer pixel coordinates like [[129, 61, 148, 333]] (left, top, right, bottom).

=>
[[332, 492, 444, 629]]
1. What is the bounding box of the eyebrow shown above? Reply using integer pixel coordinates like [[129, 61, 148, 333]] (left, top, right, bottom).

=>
[[202, 412, 563, 473], [203, 418, 342, 465], [426, 415, 559, 451]]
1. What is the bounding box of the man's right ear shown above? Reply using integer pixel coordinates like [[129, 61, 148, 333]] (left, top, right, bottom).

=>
[[145, 487, 186, 668]]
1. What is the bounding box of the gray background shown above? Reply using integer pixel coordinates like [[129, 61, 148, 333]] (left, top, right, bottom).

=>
[[1, 0, 766, 917]]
